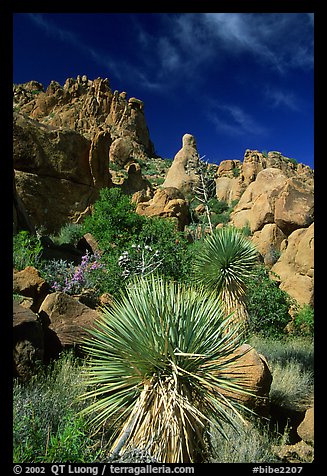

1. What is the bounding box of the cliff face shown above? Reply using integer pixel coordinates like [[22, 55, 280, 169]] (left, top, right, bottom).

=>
[[13, 75, 154, 156], [13, 75, 156, 233]]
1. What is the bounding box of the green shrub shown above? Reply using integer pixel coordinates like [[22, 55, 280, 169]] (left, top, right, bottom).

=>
[[136, 216, 192, 282], [245, 265, 293, 338], [13, 231, 43, 270], [82, 187, 145, 252], [81, 188, 193, 295], [293, 304, 314, 337]]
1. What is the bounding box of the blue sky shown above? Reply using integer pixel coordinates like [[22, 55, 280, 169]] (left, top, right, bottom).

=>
[[13, 13, 314, 168]]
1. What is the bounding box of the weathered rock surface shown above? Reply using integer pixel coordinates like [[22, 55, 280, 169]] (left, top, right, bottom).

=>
[[297, 405, 314, 445], [136, 187, 190, 230], [271, 224, 314, 305], [162, 134, 200, 194], [215, 149, 313, 207], [13, 266, 50, 312], [13, 76, 156, 233], [217, 344, 273, 417], [38, 291, 99, 350], [120, 162, 153, 196], [13, 302, 44, 380]]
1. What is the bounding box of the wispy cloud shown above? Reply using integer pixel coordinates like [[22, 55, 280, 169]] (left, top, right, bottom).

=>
[[26, 13, 313, 93], [200, 13, 314, 73], [264, 87, 301, 111], [206, 102, 268, 137]]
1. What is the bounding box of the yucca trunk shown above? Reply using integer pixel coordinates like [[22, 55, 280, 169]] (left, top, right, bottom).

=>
[[111, 376, 207, 463], [220, 288, 249, 333]]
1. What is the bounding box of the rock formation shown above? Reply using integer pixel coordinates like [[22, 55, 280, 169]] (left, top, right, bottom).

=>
[[136, 187, 190, 231], [162, 133, 200, 194], [271, 223, 314, 306], [13, 76, 155, 233]]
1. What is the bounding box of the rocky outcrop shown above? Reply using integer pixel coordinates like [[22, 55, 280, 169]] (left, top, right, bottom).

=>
[[162, 134, 200, 194], [13, 112, 108, 233], [13, 76, 156, 234], [215, 149, 313, 206], [13, 76, 154, 158], [120, 162, 153, 196], [136, 187, 190, 231], [271, 224, 314, 306], [297, 405, 314, 445]]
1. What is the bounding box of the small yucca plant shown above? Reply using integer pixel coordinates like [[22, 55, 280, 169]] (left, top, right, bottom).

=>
[[192, 226, 258, 328], [80, 275, 253, 463]]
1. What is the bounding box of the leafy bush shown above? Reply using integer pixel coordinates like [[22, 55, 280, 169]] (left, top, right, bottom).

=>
[[293, 304, 314, 337], [245, 265, 293, 338], [50, 222, 84, 247], [136, 216, 192, 282], [80, 188, 192, 295], [13, 231, 43, 270], [82, 187, 144, 252]]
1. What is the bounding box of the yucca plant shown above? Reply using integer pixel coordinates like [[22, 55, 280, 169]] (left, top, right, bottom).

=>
[[80, 275, 254, 463], [192, 226, 258, 329]]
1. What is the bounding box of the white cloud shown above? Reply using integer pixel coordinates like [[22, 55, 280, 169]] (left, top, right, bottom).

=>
[[199, 13, 313, 73], [207, 102, 268, 137], [265, 88, 300, 111]]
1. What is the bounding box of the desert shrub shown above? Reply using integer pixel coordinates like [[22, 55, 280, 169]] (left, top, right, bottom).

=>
[[13, 230, 43, 270], [245, 265, 293, 338], [136, 216, 192, 282], [50, 222, 84, 246], [248, 336, 314, 411], [209, 417, 280, 463], [81, 188, 192, 295], [293, 304, 314, 337], [82, 187, 145, 252], [13, 352, 103, 463]]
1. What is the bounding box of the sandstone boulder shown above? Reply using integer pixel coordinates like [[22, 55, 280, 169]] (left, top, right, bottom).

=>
[[109, 137, 133, 167], [297, 405, 314, 445], [13, 113, 105, 234], [251, 224, 286, 264], [217, 344, 272, 417], [13, 266, 50, 312], [271, 224, 314, 306], [163, 134, 200, 194], [136, 187, 190, 231], [230, 168, 287, 233], [38, 292, 99, 351], [13, 302, 44, 380], [274, 177, 314, 235]]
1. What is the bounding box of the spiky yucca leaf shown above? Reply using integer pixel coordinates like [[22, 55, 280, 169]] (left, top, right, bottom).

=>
[[80, 275, 254, 463], [192, 226, 258, 326]]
